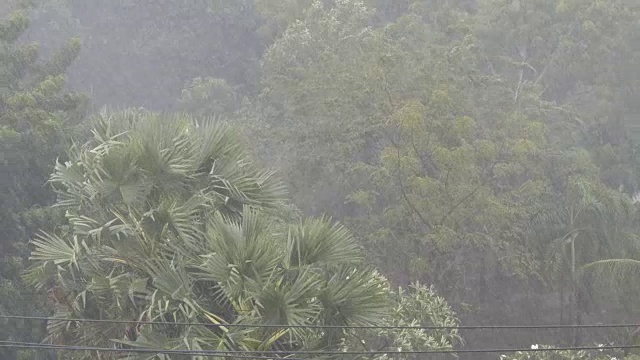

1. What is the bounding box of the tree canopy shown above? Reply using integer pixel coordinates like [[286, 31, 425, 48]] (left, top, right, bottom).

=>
[[25, 109, 460, 359], [0, 6, 86, 359], [2, 0, 640, 358]]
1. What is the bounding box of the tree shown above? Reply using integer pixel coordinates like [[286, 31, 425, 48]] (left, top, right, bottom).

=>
[[177, 77, 243, 118], [475, 0, 640, 192], [15, 0, 640, 356], [254, 0, 315, 42], [0, 6, 87, 359], [531, 175, 639, 344], [473, 0, 640, 342], [0, 7, 86, 252], [502, 343, 639, 360], [25, 109, 460, 359], [258, 0, 546, 298], [253, 1, 640, 353], [259, 0, 384, 217]]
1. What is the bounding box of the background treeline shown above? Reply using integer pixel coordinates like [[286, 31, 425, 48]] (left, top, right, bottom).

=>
[[2, 0, 640, 359]]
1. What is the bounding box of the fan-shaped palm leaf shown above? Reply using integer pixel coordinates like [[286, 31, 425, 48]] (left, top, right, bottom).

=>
[[142, 193, 206, 249], [318, 267, 390, 327], [113, 327, 198, 360], [197, 207, 281, 301], [30, 231, 82, 268], [255, 268, 323, 327], [286, 217, 361, 268]]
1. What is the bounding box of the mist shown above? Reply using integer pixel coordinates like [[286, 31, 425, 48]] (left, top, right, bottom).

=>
[[2, 1, 640, 359]]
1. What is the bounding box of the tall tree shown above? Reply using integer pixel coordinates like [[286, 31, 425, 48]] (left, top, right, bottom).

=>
[[252, 0, 640, 353], [0, 6, 87, 359]]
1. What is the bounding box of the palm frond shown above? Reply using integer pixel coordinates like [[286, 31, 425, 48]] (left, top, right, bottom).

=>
[[30, 231, 81, 269], [286, 217, 361, 268], [22, 260, 58, 289], [254, 267, 323, 330], [49, 158, 87, 208], [144, 258, 194, 303], [143, 193, 206, 249], [188, 117, 287, 212], [112, 326, 191, 359], [543, 233, 572, 283], [192, 116, 245, 174], [578, 258, 640, 305], [93, 145, 149, 208], [579, 258, 640, 285], [208, 157, 287, 214], [85, 272, 146, 310], [197, 208, 281, 300], [66, 213, 103, 239], [318, 267, 390, 327]]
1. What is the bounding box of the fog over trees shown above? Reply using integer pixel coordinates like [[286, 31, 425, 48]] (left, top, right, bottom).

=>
[[2, 1, 640, 359]]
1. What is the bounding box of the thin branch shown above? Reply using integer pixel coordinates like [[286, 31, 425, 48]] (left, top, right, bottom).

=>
[[409, 134, 437, 178], [533, 22, 579, 88], [438, 183, 483, 228], [437, 142, 504, 228], [380, 74, 434, 233], [514, 67, 524, 103], [394, 143, 434, 231]]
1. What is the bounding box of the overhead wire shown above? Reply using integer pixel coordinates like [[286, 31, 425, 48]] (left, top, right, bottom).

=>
[[1, 340, 640, 356], [0, 341, 305, 359], [2, 314, 640, 330], [3, 315, 638, 357]]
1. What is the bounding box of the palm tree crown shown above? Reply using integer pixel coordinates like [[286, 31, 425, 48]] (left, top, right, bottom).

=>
[[25, 109, 402, 359]]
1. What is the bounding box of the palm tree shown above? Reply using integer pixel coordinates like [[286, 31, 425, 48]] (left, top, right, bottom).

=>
[[24, 109, 392, 359], [534, 175, 639, 344]]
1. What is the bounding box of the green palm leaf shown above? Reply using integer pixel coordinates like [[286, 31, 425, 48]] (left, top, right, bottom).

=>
[[319, 267, 390, 327], [579, 258, 640, 285], [30, 231, 82, 268], [286, 217, 361, 267], [255, 268, 323, 326], [197, 207, 281, 300]]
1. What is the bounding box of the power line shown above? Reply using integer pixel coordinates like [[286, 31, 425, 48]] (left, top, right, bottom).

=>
[[1, 340, 640, 356], [0, 341, 306, 359], [2, 314, 640, 330]]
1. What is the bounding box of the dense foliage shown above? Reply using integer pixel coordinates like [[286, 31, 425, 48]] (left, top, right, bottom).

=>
[[0, 4, 86, 359], [26, 110, 460, 359], [2, 0, 640, 359], [252, 1, 640, 349]]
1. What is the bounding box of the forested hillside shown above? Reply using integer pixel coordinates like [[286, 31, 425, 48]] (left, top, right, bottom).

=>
[[2, 0, 640, 359]]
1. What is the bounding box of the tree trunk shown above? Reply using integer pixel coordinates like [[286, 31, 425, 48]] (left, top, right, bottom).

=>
[[570, 234, 580, 346]]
